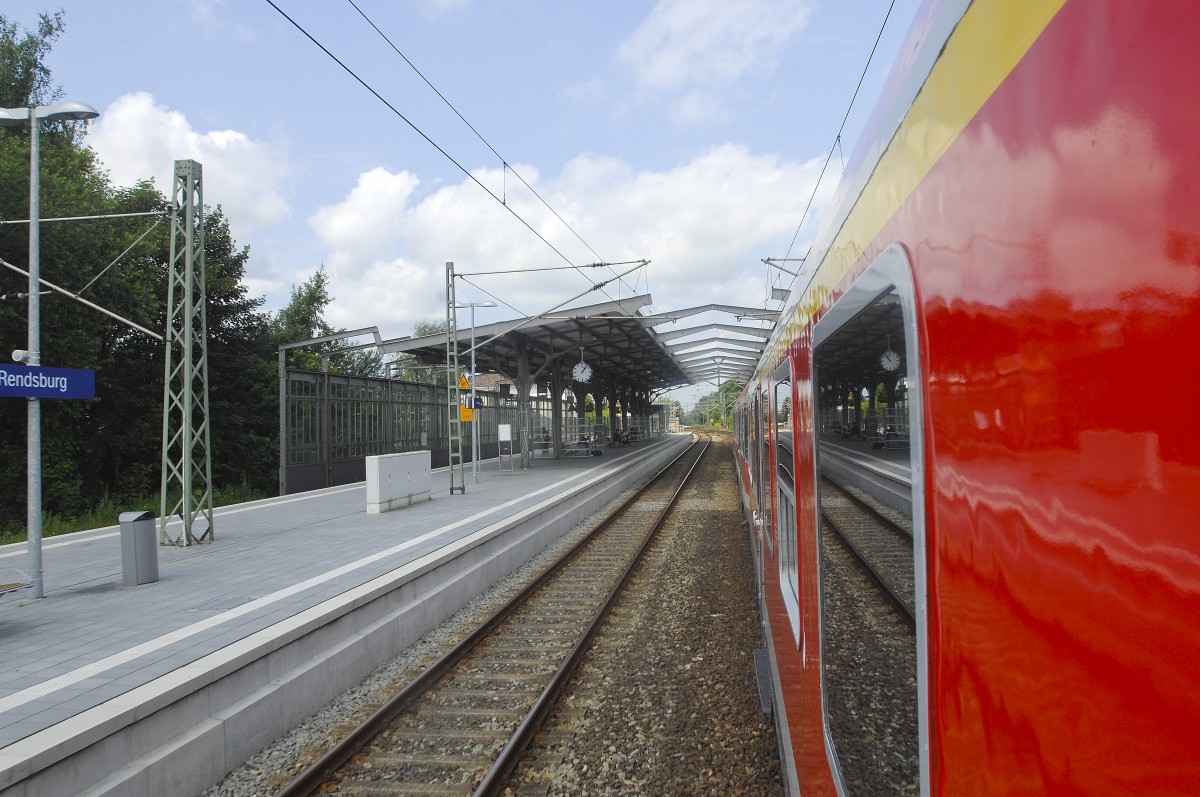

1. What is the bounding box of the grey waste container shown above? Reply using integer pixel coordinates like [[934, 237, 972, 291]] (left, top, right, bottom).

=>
[[119, 510, 159, 586]]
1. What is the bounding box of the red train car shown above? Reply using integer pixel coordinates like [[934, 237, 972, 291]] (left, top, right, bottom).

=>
[[733, 1, 1200, 794]]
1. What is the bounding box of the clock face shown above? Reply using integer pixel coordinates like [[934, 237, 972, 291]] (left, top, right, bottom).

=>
[[572, 361, 593, 382], [880, 349, 901, 372]]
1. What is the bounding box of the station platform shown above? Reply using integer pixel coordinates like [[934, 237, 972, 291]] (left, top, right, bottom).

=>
[[0, 435, 691, 797], [818, 435, 913, 517]]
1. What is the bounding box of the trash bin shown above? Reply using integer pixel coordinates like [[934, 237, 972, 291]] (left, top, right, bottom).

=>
[[119, 510, 159, 586]]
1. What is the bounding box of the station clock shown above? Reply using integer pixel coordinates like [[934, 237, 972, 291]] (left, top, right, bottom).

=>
[[571, 360, 593, 382]]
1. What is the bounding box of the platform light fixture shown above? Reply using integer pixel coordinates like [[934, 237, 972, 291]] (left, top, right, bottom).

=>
[[1, 101, 100, 599]]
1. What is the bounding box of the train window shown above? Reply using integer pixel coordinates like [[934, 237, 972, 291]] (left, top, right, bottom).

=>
[[774, 359, 800, 638], [758, 386, 773, 557], [812, 243, 928, 796], [751, 390, 761, 491], [751, 388, 773, 556]]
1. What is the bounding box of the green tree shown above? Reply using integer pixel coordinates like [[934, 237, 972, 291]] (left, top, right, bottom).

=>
[[272, 265, 382, 376], [387, 318, 449, 383], [0, 11, 282, 534], [0, 11, 64, 109], [0, 12, 123, 524], [199, 207, 278, 492]]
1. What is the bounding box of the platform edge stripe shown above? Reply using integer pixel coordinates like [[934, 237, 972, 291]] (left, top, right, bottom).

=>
[[0, 441, 688, 789], [0, 455, 642, 719]]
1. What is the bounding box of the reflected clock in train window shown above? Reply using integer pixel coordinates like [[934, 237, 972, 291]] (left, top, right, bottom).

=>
[[880, 348, 901, 372], [572, 361, 593, 382]]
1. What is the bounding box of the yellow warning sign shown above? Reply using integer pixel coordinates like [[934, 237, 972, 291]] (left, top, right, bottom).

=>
[[458, 374, 470, 390], [460, 406, 474, 422]]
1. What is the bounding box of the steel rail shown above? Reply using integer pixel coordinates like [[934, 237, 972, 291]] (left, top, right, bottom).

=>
[[272, 435, 706, 797], [821, 510, 915, 630], [475, 435, 712, 796], [821, 474, 913, 540]]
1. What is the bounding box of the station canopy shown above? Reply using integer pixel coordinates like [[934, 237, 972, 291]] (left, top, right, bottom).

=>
[[377, 294, 779, 394], [813, 288, 907, 386]]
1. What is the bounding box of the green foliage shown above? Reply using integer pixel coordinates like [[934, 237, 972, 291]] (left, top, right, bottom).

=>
[[413, 318, 450, 337], [0, 481, 269, 546], [272, 265, 383, 376], [684, 379, 744, 428], [272, 265, 334, 370], [387, 318, 450, 383], [0, 10, 64, 109], [0, 12, 278, 536]]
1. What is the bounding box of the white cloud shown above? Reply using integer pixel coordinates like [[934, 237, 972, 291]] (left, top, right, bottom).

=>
[[310, 167, 421, 269], [88, 92, 290, 231], [618, 0, 812, 122], [185, 0, 253, 40], [310, 145, 826, 337], [561, 76, 608, 107], [423, 0, 472, 18]]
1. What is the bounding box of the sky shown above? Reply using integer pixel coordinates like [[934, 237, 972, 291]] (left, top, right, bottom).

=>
[[3, 0, 922, 406]]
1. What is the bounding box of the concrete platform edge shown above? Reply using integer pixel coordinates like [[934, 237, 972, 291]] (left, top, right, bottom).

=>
[[0, 436, 691, 797]]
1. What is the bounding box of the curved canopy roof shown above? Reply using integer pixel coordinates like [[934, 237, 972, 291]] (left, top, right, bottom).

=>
[[376, 294, 779, 394]]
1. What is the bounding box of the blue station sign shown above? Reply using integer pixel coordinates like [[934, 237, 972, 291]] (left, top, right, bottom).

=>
[[0, 365, 95, 400]]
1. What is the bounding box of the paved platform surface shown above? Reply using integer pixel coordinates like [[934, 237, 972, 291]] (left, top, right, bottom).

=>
[[819, 435, 912, 482], [0, 441, 672, 752]]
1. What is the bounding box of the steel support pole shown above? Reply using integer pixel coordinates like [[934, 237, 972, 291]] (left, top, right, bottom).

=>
[[470, 307, 478, 484], [717, 359, 724, 427], [278, 350, 287, 496], [26, 112, 42, 598]]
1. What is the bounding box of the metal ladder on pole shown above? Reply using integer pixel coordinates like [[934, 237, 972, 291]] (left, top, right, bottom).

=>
[[446, 261, 466, 494]]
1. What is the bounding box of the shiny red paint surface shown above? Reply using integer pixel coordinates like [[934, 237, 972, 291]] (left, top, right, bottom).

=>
[[745, 1, 1200, 794], [907, 3, 1200, 793]]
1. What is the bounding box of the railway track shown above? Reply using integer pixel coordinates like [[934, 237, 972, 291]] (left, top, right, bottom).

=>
[[819, 476, 915, 627], [273, 435, 710, 797]]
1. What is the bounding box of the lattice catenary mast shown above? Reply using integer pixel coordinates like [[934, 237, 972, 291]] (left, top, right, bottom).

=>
[[159, 159, 214, 544], [446, 261, 465, 494]]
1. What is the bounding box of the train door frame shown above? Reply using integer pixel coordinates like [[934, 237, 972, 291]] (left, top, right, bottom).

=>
[[753, 385, 774, 557], [811, 243, 930, 796], [772, 358, 801, 642]]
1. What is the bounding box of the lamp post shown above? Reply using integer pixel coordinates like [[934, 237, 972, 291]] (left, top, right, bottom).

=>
[[714, 357, 725, 428], [454, 301, 496, 483], [0, 101, 100, 599]]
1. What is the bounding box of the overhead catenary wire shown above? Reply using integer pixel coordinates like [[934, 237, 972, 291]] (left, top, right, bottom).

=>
[[459, 276, 527, 321], [460, 261, 648, 358], [265, 0, 635, 306], [77, 215, 163, 295], [778, 0, 899, 272], [0, 257, 162, 340], [263, 1, 598, 285], [0, 209, 163, 225], [341, 0, 636, 298], [457, 259, 650, 322]]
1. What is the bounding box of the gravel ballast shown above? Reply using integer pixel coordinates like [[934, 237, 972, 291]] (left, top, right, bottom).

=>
[[505, 438, 782, 796], [204, 437, 781, 796]]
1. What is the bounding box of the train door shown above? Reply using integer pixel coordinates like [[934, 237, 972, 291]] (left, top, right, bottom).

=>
[[811, 243, 929, 796], [773, 359, 801, 642], [752, 386, 773, 556]]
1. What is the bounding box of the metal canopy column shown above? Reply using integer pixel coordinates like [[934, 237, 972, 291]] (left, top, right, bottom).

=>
[[160, 159, 214, 546], [550, 367, 564, 458], [595, 385, 609, 440], [573, 379, 587, 418], [514, 336, 534, 469]]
